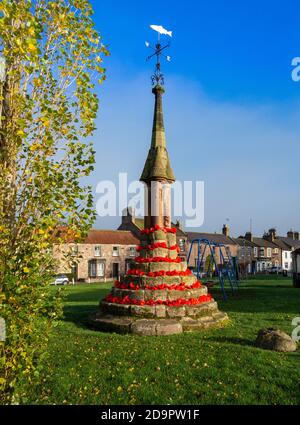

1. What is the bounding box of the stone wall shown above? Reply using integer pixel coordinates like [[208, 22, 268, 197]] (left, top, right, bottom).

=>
[[53, 243, 137, 282]]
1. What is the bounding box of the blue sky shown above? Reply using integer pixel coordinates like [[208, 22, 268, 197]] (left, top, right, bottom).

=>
[[88, 0, 300, 237]]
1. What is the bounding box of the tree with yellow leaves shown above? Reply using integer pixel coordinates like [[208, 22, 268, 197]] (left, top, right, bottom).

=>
[[0, 0, 109, 403]]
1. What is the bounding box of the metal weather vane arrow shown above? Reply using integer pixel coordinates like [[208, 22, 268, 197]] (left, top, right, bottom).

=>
[[145, 24, 172, 86]]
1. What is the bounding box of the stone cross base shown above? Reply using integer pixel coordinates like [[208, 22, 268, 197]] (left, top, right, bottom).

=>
[[89, 227, 228, 336], [89, 311, 228, 336]]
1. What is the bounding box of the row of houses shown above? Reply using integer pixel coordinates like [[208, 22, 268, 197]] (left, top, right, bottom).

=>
[[54, 210, 300, 281]]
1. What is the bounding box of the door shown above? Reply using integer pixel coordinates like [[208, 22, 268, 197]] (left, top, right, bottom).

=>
[[112, 263, 119, 279]]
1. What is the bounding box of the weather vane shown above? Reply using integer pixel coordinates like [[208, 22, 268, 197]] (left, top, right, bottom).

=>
[[145, 25, 172, 86]]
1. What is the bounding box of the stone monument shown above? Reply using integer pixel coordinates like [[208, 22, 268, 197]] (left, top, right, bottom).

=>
[[90, 29, 228, 335]]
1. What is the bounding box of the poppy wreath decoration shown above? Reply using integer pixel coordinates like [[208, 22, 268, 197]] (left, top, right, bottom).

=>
[[114, 280, 202, 291], [126, 269, 192, 277], [136, 242, 180, 252], [135, 256, 182, 263], [104, 293, 212, 306], [140, 224, 177, 235]]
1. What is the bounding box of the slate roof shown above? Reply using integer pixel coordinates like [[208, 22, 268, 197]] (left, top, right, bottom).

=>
[[277, 236, 300, 249], [186, 232, 237, 246], [252, 237, 278, 248], [272, 238, 291, 250], [233, 237, 256, 247]]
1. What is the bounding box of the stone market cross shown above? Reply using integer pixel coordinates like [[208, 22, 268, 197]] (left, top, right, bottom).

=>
[[89, 30, 228, 335]]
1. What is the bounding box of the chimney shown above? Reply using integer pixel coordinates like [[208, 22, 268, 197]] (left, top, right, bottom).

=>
[[222, 224, 229, 237], [175, 219, 183, 231], [287, 230, 294, 239], [267, 228, 276, 242], [245, 232, 253, 242], [121, 207, 135, 225], [294, 231, 300, 241]]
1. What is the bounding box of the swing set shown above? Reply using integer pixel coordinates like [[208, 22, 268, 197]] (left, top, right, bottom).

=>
[[187, 238, 239, 301]]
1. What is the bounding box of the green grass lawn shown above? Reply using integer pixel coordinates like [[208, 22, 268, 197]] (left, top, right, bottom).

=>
[[25, 276, 300, 405]]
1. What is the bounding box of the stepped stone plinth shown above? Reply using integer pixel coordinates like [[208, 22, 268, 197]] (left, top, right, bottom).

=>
[[89, 226, 228, 335]]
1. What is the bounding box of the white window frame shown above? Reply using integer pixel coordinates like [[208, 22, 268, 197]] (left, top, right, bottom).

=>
[[89, 259, 105, 278], [97, 261, 105, 277], [129, 246, 136, 257], [94, 245, 101, 257], [267, 248, 272, 257], [112, 246, 119, 257]]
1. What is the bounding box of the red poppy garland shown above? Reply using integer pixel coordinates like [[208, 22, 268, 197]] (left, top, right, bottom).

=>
[[135, 256, 181, 263], [136, 242, 180, 252], [114, 280, 202, 291], [104, 293, 212, 307], [126, 268, 192, 277], [140, 224, 177, 235]]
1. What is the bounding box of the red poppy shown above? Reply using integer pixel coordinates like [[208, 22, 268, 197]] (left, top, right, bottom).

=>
[[104, 293, 212, 306]]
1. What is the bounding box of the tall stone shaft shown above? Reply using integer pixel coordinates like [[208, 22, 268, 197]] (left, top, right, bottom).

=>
[[140, 85, 175, 229]]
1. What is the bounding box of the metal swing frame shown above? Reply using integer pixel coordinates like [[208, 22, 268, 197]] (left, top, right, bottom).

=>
[[187, 238, 239, 301]]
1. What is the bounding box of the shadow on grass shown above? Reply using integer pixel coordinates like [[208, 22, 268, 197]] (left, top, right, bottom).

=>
[[206, 336, 254, 348], [62, 287, 109, 329]]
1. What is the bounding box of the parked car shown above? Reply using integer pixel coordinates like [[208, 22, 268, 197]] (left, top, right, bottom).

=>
[[267, 266, 283, 274], [52, 274, 69, 285]]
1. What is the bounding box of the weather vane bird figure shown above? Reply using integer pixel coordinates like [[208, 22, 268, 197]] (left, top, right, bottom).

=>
[[145, 24, 172, 86]]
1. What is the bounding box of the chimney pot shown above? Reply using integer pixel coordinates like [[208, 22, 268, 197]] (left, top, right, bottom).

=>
[[222, 224, 229, 237], [245, 232, 253, 242]]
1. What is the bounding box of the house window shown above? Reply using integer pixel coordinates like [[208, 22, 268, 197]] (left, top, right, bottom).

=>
[[178, 238, 185, 252], [129, 246, 136, 257], [94, 245, 101, 257], [254, 247, 258, 257], [89, 260, 97, 278], [274, 248, 278, 254], [88, 259, 105, 278], [98, 262, 105, 277], [112, 246, 119, 257], [285, 262, 289, 269], [267, 248, 271, 257], [285, 252, 288, 259], [259, 247, 264, 257]]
